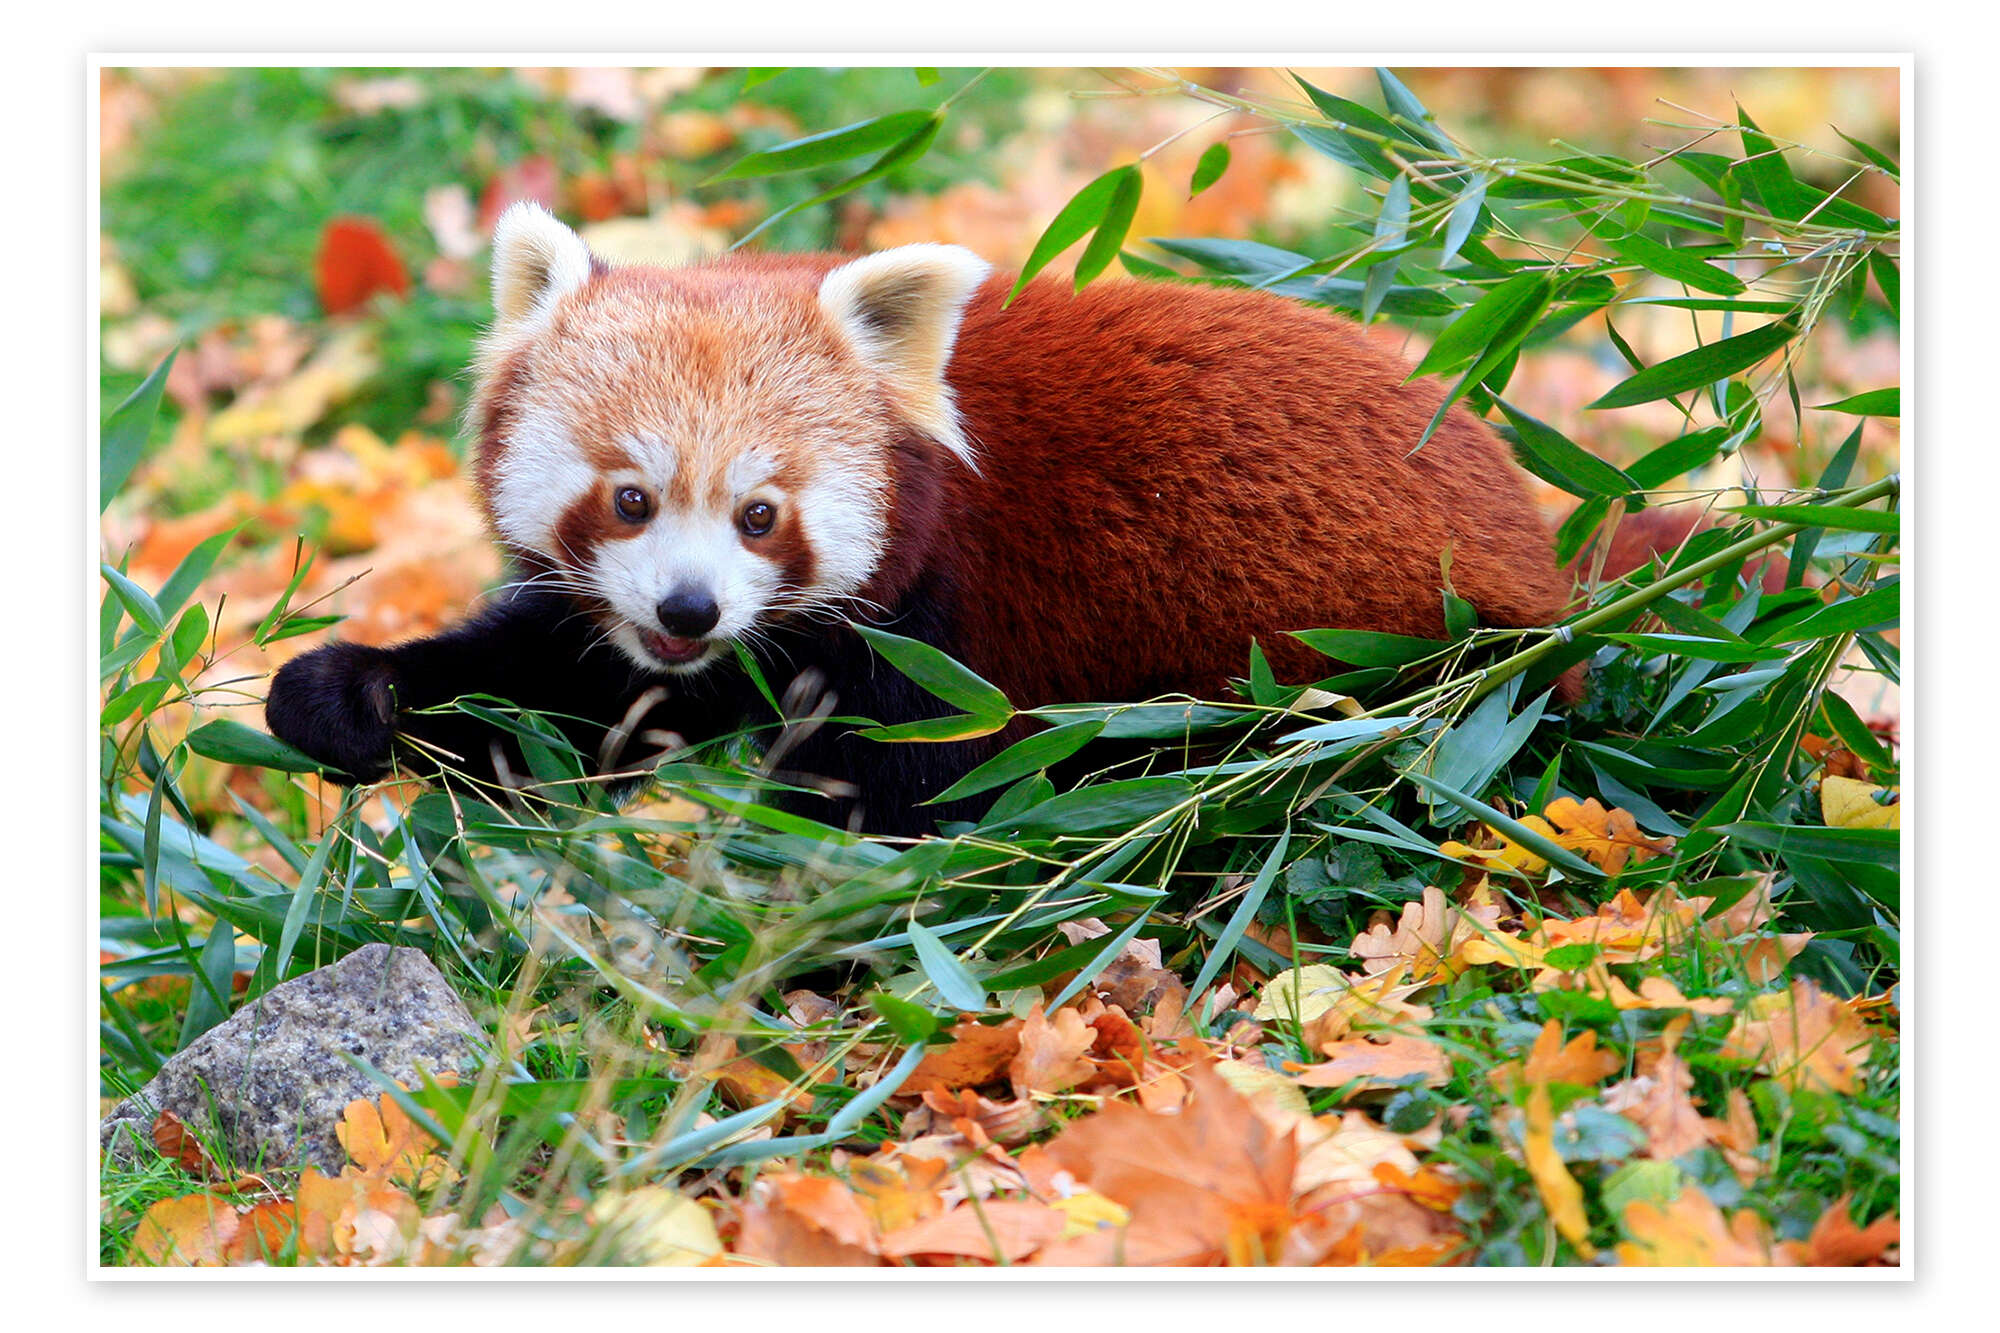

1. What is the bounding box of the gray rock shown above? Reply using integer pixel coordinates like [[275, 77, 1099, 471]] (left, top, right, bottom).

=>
[[101, 943, 487, 1174]]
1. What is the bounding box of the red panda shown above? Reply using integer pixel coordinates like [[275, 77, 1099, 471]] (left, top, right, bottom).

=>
[[267, 202, 1575, 834]]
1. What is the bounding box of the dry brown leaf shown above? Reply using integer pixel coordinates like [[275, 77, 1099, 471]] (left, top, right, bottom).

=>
[[734, 1173, 880, 1267], [847, 1153, 948, 1234], [1601, 1015, 1708, 1162], [1010, 1004, 1099, 1099], [1033, 1061, 1299, 1265], [901, 1015, 1022, 1097], [1543, 797, 1675, 874], [336, 1092, 453, 1189]]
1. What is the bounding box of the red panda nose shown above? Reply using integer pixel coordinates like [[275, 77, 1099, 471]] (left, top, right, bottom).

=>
[[655, 587, 721, 639]]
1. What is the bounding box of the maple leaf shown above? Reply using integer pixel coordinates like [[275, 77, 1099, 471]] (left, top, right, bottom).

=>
[[1720, 979, 1880, 1094], [1523, 1081, 1596, 1258], [129, 1193, 239, 1266], [1775, 1195, 1901, 1266], [1617, 1189, 1774, 1266], [1033, 1062, 1299, 1265], [1010, 1003, 1099, 1099], [1489, 1019, 1623, 1092], [1542, 797, 1674, 874], [1822, 775, 1901, 830]]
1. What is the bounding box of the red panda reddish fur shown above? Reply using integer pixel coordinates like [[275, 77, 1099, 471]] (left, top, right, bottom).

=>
[[269, 225, 1594, 834], [923, 274, 1572, 704]]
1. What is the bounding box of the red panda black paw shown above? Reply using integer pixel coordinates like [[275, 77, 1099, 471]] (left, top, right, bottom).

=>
[[265, 642, 402, 785]]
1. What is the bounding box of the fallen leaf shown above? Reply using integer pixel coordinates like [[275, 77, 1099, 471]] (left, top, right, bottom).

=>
[[1034, 1062, 1299, 1265], [129, 1193, 239, 1266], [1720, 979, 1879, 1094], [902, 1015, 1022, 1097], [315, 216, 410, 316], [1617, 1189, 1772, 1266], [878, 1199, 1067, 1263], [847, 1153, 947, 1234], [1601, 1016, 1709, 1161], [1010, 1004, 1098, 1098], [336, 1091, 453, 1189], [1290, 1031, 1451, 1092], [1822, 775, 1900, 830], [734, 1174, 880, 1267], [1543, 797, 1675, 874], [1523, 1081, 1595, 1257], [1490, 1020, 1623, 1092], [587, 1186, 722, 1266], [1776, 1195, 1900, 1266]]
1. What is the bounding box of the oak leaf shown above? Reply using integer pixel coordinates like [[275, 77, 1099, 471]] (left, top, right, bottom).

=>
[[1290, 1032, 1451, 1092], [1617, 1189, 1773, 1266], [1601, 1016, 1708, 1161], [1489, 1020, 1623, 1092], [1542, 797, 1675, 874], [902, 1015, 1022, 1097], [129, 1193, 239, 1266], [1775, 1195, 1900, 1266], [1720, 979, 1879, 1094], [878, 1199, 1067, 1263], [734, 1174, 880, 1267], [336, 1092, 454, 1190], [1010, 1003, 1099, 1098]]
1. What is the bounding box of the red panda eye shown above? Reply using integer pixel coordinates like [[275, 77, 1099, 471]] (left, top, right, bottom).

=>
[[614, 487, 651, 522], [741, 501, 776, 537]]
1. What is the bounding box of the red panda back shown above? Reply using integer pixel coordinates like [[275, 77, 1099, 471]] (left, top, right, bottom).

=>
[[929, 276, 1571, 705]]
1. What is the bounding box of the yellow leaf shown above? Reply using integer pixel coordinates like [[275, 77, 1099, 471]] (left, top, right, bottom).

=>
[[589, 1186, 723, 1266], [1051, 1188, 1131, 1239], [129, 1193, 239, 1266], [1822, 776, 1900, 830], [1524, 1081, 1595, 1258]]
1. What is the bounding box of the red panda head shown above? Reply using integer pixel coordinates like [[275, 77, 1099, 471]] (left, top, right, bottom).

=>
[[468, 203, 990, 674]]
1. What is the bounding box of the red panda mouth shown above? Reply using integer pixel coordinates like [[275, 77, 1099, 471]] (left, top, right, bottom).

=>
[[637, 629, 713, 667]]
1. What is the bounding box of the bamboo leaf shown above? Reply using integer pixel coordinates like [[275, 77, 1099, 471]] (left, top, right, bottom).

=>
[[1589, 319, 1799, 410]]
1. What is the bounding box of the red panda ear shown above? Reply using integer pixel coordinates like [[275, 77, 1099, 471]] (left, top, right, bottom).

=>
[[491, 202, 594, 329], [819, 244, 991, 467]]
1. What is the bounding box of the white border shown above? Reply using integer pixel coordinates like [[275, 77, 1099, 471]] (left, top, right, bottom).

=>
[[39, 6, 1964, 1321]]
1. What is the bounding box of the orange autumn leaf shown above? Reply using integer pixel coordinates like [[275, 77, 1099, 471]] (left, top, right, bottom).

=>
[[1010, 1004, 1099, 1098], [129, 1193, 239, 1266], [1720, 979, 1880, 1094], [1490, 1020, 1623, 1092], [901, 1015, 1022, 1097], [847, 1153, 948, 1234], [315, 216, 410, 316], [1523, 1081, 1595, 1258], [1542, 797, 1675, 874], [1438, 816, 1556, 877], [734, 1173, 880, 1267], [1033, 1061, 1299, 1266], [1348, 885, 1495, 983], [1776, 1195, 1900, 1266], [1371, 1160, 1463, 1212], [151, 1110, 220, 1178], [336, 1092, 453, 1189], [291, 1166, 425, 1265], [223, 1198, 302, 1264], [1617, 1189, 1774, 1266], [878, 1199, 1068, 1263], [1289, 1031, 1451, 1092]]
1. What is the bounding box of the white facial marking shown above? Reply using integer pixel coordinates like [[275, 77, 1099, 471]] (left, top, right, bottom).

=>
[[490, 403, 597, 557]]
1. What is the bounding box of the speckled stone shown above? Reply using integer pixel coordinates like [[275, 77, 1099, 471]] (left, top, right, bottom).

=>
[[101, 943, 487, 1174]]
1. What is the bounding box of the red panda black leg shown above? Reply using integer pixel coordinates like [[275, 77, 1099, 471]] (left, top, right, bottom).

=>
[[265, 586, 734, 791]]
